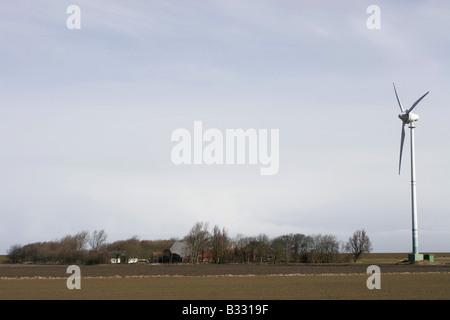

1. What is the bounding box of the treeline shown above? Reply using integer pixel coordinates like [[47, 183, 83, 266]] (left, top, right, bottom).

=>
[[182, 222, 372, 264], [7, 230, 108, 264], [7, 230, 175, 265], [6, 223, 372, 264]]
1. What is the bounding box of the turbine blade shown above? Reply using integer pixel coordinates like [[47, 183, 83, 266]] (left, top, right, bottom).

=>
[[393, 83, 404, 112], [407, 91, 429, 113], [399, 123, 406, 175]]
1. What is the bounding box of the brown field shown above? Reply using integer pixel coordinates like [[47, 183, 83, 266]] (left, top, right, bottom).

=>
[[1, 253, 449, 300]]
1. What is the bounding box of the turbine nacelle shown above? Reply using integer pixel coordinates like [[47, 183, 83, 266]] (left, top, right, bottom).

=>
[[398, 112, 419, 124], [393, 83, 429, 175]]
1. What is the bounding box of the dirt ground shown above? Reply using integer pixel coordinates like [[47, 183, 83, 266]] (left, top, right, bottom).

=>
[[1, 263, 449, 300], [1, 262, 449, 278]]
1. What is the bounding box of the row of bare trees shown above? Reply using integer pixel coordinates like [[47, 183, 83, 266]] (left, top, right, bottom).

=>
[[7, 223, 372, 264], [7, 230, 108, 264], [182, 221, 372, 264], [7, 230, 181, 265]]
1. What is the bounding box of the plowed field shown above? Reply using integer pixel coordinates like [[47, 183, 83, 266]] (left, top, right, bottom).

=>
[[1, 262, 449, 300], [0, 262, 449, 278]]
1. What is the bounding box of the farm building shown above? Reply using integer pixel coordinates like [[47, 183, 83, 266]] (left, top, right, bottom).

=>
[[110, 257, 139, 264], [107, 250, 139, 264], [170, 241, 189, 262], [110, 257, 121, 264], [106, 239, 275, 264], [147, 242, 186, 263]]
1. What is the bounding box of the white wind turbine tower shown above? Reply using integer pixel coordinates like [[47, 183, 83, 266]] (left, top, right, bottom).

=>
[[393, 83, 429, 262]]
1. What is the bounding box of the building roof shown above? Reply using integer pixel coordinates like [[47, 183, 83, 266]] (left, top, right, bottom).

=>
[[170, 241, 189, 257]]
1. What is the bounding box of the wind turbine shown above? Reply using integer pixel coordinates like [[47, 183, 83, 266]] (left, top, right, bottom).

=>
[[393, 83, 429, 262]]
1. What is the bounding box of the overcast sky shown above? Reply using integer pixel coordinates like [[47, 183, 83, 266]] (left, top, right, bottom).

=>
[[1, 0, 449, 254]]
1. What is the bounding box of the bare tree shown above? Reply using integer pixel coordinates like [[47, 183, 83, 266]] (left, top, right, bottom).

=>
[[7, 244, 23, 263], [254, 233, 270, 263], [184, 221, 211, 263], [312, 234, 340, 263], [290, 233, 309, 262], [74, 230, 90, 251], [60, 235, 78, 251], [271, 236, 285, 264], [233, 234, 252, 263], [211, 225, 230, 263], [345, 229, 372, 262], [90, 229, 108, 251], [271, 234, 292, 264]]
